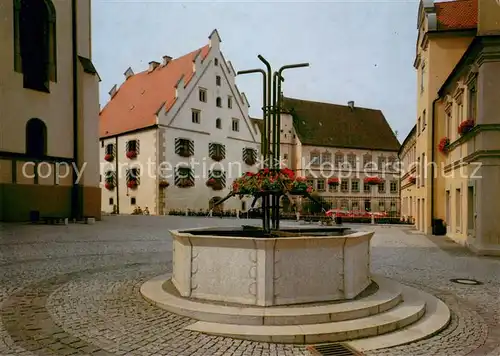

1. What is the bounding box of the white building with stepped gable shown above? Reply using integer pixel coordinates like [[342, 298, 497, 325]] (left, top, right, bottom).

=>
[[99, 30, 261, 215]]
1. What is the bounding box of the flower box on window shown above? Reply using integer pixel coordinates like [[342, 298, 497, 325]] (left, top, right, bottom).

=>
[[438, 137, 450, 154], [177, 180, 194, 188], [105, 182, 114, 190], [127, 180, 138, 189], [458, 119, 475, 136], [104, 154, 114, 162], [206, 178, 224, 191], [327, 177, 340, 187], [126, 150, 137, 159], [364, 176, 384, 185]]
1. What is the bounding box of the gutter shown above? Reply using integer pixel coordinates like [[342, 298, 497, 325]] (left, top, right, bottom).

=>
[[430, 97, 438, 231], [71, 0, 80, 219]]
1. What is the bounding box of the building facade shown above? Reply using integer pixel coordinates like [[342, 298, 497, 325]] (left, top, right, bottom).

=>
[[410, 0, 500, 255], [99, 30, 260, 215], [0, 0, 101, 221], [277, 97, 401, 214], [399, 125, 417, 222]]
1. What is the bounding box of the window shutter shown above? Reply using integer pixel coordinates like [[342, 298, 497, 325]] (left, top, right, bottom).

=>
[[136, 140, 140, 154]]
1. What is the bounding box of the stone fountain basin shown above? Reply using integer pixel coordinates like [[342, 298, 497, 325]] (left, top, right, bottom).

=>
[[170, 227, 373, 307]]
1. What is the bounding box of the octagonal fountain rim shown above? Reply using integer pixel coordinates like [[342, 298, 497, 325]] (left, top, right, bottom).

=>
[[170, 226, 368, 241]]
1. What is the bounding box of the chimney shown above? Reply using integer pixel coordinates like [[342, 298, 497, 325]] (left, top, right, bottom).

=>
[[348, 101, 355, 111], [124, 67, 134, 79], [148, 61, 160, 72], [162, 55, 172, 66], [109, 84, 117, 98]]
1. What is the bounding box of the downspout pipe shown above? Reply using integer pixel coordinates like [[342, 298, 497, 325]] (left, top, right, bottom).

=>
[[430, 97, 438, 233], [71, 0, 80, 219]]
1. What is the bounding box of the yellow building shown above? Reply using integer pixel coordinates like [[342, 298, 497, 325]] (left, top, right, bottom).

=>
[[0, 0, 101, 221], [399, 125, 417, 223], [410, 0, 500, 255]]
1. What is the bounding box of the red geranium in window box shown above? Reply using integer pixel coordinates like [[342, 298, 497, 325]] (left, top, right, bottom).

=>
[[104, 154, 114, 162], [126, 150, 137, 159], [105, 182, 114, 190], [438, 137, 450, 154], [127, 180, 138, 189], [327, 177, 340, 186], [458, 119, 475, 135], [364, 176, 384, 185]]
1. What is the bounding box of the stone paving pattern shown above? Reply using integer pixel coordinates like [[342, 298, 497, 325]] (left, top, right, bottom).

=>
[[0, 216, 499, 355]]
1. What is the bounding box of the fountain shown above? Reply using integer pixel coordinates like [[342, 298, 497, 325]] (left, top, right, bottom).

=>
[[141, 55, 451, 351]]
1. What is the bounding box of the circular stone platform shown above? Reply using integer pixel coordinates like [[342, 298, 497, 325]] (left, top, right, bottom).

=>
[[170, 227, 373, 306]]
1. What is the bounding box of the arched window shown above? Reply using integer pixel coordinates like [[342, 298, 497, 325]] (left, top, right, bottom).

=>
[[26, 118, 47, 157], [216, 118, 222, 129], [216, 97, 222, 108], [14, 0, 57, 92]]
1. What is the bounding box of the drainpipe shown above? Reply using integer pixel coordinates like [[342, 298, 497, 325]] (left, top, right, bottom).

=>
[[71, 0, 80, 219], [430, 97, 438, 233]]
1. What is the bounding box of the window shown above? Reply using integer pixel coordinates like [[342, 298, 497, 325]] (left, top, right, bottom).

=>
[[364, 183, 370, 193], [335, 153, 344, 168], [209, 143, 226, 161], [418, 117, 421, 133], [390, 180, 398, 193], [446, 109, 452, 138], [126, 140, 139, 156], [216, 118, 222, 129], [199, 88, 207, 102], [306, 179, 314, 188], [216, 75, 221, 86], [101, 141, 104, 148], [192, 109, 200, 124], [228, 96, 232, 109], [317, 179, 325, 191], [321, 152, 332, 164], [467, 186, 475, 232], [214, 58, 218, 66], [469, 83, 477, 119], [347, 154, 356, 168], [232, 118, 239, 132], [456, 189, 461, 232], [109, 198, 114, 205], [420, 63, 425, 93], [242, 148, 257, 166], [283, 153, 288, 160], [131, 197, 136, 205], [175, 138, 194, 157], [422, 110, 426, 129], [421, 153, 425, 187], [363, 154, 372, 168], [175, 166, 194, 188], [309, 152, 320, 165], [105, 143, 114, 155], [216, 97, 222, 108], [208, 169, 226, 189], [352, 201, 359, 211], [15, 0, 57, 91], [26, 118, 47, 157], [378, 181, 386, 193], [351, 179, 360, 192], [341, 180, 349, 192], [388, 156, 396, 171], [379, 201, 385, 212], [378, 156, 386, 171]]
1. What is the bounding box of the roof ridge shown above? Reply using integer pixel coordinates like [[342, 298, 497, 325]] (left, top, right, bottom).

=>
[[283, 96, 382, 112]]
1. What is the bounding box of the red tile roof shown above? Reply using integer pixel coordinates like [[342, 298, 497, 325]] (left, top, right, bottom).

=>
[[435, 0, 477, 31], [100, 45, 210, 138]]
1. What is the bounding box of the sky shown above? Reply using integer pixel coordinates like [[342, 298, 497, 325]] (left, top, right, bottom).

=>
[[92, 0, 420, 143]]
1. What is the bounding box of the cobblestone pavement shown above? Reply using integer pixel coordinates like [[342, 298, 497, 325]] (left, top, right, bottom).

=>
[[0, 216, 499, 356]]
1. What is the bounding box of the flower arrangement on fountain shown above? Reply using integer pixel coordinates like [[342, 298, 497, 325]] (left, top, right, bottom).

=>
[[231, 168, 313, 196], [104, 153, 114, 162], [327, 177, 340, 187], [364, 176, 384, 185], [409, 175, 416, 184], [206, 178, 224, 191], [458, 119, 475, 136], [438, 137, 451, 154]]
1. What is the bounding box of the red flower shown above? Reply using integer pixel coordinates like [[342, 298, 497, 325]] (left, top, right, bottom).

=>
[[127, 180, 138, 189], [105, 182, 114, 190], [364, 177, 383, 185], [104, 154, 114, 162], [126, 151, 137, 159], [327, 177, 340, 186], [409, 176, 416, 184], [438, 137, 450, 154], [206, 178, 216, 187], [458, 119, 475, 135]]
